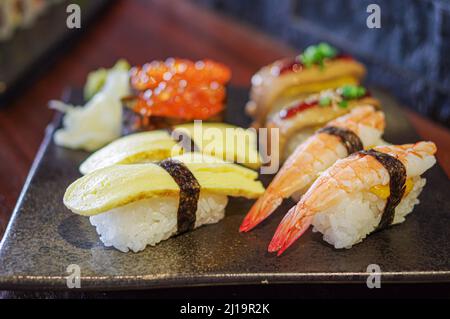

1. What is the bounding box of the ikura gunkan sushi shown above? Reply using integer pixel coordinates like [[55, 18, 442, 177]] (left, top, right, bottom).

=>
[[64, 153, 264, 252], [123, 58, 231, 132], [269, 142, 437, 255]]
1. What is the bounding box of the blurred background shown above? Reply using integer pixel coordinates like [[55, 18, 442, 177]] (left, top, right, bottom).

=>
[[1, 0, 449, 125], [0, 0, 449, 237], [196, 0, 450, 127]]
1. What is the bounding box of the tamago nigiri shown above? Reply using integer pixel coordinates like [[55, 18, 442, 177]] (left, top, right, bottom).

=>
[[64, 153, 264, 252]]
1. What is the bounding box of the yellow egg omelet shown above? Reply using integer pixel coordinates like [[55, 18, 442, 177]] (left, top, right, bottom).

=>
[[79, 130, 183, 175], [65, 153, 265, 216], [173, 122, 262, 170], [79, 123, 262, 174]]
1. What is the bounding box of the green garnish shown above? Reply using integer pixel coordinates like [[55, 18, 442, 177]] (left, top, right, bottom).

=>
[[317, 42, 337, 57], [338, 100, 348, 108], [357, 86, 366, 97], [299, 42, 337, 68], [319, 96, 331, 107], [341, 85, 366, 100]]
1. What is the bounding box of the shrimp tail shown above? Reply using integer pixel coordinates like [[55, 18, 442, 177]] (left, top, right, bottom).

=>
[[268, 204, 312, 255], [239, 192, 283, 232]]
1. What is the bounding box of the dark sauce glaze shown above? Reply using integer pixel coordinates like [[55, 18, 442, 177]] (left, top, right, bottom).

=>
[[279, 100, 318, 119], [279, 89, 372, 120], [278, 58, 303, 75]]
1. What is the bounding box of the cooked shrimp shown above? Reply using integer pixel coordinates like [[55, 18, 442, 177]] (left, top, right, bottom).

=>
[[239, 105, 385, 232], [269, 141, 437, 255]]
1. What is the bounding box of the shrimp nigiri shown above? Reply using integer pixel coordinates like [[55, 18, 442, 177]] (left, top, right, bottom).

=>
[[269, 141, 437, 255], [240, 105, 385, 232]]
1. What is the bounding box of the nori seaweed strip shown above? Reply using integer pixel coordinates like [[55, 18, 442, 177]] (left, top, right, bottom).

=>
[[318, 126, 364, 155], [158, 159, 200, 234], [359, 149, 407, 230], [167, 128, 200, 153]]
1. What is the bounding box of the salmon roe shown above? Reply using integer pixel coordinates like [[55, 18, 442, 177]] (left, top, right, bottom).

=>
[[130, 58, 231, 120]]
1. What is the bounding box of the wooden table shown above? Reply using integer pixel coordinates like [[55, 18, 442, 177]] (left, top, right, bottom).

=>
[[0, 0, 449, 239]]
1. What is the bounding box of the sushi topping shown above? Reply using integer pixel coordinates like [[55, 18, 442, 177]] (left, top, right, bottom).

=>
[[318, 126, 363, 155], [158, 159, 200, 234], [359, 149, 407, 230], [128, 58, 231, 120], [278, 43, 354, 75], [279, 85, 369, 119]]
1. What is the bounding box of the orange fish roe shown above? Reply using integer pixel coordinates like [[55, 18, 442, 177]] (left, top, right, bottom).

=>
[[129, 58, 231, 120]]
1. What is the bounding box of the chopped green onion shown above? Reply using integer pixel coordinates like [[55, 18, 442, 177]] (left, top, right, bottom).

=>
[[299, 42, 338, 68], [341, 85, 366, 99], [338, 100, 348, 108], [357, 86, 367, 97], [319, 97, 331, 107], [317, 42, 337, 58]]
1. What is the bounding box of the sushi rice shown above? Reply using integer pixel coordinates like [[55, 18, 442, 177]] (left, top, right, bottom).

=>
[[90, 192, 228, 253], [312, 176, 425, 249]]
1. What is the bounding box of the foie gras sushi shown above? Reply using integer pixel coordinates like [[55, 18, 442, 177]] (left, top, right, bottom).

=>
[[267, 85, 380, 160], [269, 142, 437, 255], [64, 153, 264, 252], [246, 43, 366, 128]]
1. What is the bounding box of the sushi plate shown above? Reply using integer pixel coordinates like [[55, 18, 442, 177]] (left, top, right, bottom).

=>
[[0, 87, 450, 291]]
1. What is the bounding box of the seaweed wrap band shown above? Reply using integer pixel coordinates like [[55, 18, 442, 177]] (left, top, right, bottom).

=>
[[359, 149, 407, 230], [158, 159, 201, 234], [318, 126, 364, 155]]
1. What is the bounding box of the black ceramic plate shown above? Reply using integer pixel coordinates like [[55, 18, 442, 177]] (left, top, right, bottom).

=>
[[0, 87, 449, 291]]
